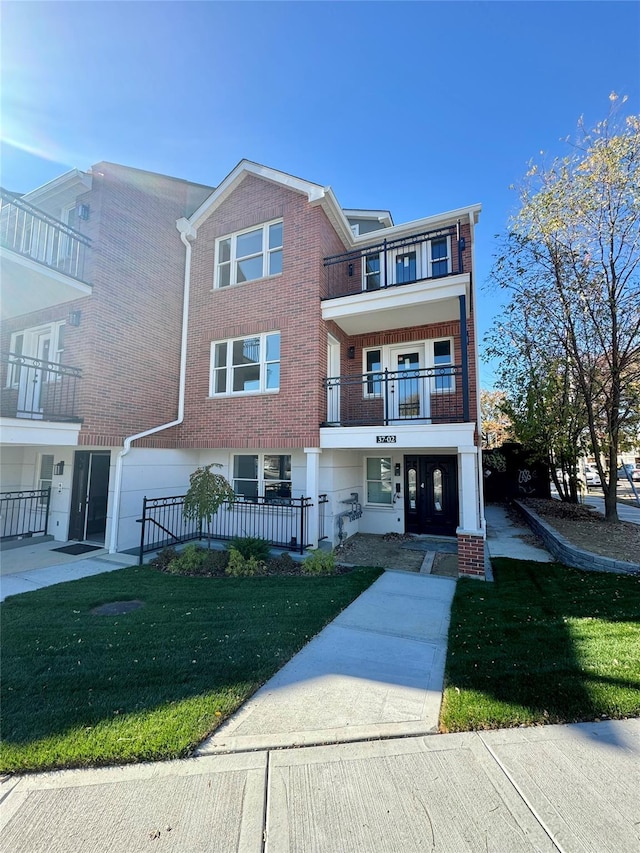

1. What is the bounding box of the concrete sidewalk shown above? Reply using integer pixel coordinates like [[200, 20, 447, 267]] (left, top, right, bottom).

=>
[[2, 720, 638, 852]]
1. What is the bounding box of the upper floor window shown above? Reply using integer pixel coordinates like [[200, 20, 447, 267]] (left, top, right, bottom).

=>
[[6, 322, 65, 388], [210, 332, 280, 395], [430, 238, 449, 277], [433, 339, 454, 391], [215, 220, 283, 288]]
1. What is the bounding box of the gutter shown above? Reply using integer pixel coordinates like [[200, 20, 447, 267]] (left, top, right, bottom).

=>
[[107, 217, 197, 553]]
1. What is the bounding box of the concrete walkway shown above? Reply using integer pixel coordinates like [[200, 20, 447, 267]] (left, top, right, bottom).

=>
[[2, 720, 638, 852], [198, 571, 456, 753], [485, 503, 553, 562]]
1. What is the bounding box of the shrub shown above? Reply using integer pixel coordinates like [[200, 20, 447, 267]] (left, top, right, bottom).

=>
[[226, 536, 271, 563], [225, 547, 266, 577], [165, 544, 209, 575], [302, 549, 337, 576], [268, 552, 298, 574], [149, 546, 178, 572]]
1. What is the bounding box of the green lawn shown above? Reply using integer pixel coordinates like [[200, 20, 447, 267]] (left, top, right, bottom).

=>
[[441, 558, 640, 732], [1, 565, 381, 773]]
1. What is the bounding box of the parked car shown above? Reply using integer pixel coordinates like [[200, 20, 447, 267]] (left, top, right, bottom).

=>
[[585, 467, 601, 486], [617, 464, 640, 482]]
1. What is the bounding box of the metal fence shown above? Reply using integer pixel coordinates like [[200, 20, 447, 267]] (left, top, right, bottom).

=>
[[0, 488, 51, 541], [1, 352, 82, 421], [138, 494, 315, 563]]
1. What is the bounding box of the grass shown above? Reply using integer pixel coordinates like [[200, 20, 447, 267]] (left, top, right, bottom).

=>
[[1, 565, 382, 773], [440, 558, 640, 732]]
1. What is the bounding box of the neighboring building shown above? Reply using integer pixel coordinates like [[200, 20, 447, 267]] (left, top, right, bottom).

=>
[[1, 160, 486, 577]]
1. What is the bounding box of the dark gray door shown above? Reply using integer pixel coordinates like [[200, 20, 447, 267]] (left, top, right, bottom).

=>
[[69, 451, 110, 541], [404, 455, 458, 536]]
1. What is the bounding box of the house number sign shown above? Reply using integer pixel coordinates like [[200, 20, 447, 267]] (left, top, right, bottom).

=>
[[376, 435, 397, 443]]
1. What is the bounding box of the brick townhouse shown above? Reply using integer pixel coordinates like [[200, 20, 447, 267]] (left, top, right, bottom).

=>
[[1, 160, 486, 577]]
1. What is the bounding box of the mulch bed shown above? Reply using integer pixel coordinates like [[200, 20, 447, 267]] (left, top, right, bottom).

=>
[[520, 498, 640, 565]]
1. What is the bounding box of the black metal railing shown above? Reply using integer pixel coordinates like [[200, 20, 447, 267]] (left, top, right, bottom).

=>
[[138, 494, 315, 563], [0, 188, 91, 282], [323, 223, 465, 300], [323, 364, 469, 426], [0, 488, 50, 540], [318, 494, 328, 542], [1, 352, 82, 421]]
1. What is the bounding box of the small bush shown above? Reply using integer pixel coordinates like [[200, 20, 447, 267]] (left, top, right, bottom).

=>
[[149, 546, 178, 572], [225, 548, 266, 577], [165, 544, 208, 575], [227, 536, 271, 563], [302, 549, 337, 576]]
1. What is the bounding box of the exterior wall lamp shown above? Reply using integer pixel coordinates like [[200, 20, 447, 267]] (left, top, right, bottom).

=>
[[68, 311, 81, 327]]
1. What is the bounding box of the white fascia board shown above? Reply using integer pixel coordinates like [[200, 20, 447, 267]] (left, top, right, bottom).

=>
[[352, 203, 482, 244], [23, 170, 92, 203], [321, 275, 468, 324], [188, 160, 328, 230], [320, 422, 476, 450], [0, 418, 82, 446]]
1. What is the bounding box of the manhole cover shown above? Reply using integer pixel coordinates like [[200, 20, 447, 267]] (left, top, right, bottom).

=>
[[91, 600, 144, 616]]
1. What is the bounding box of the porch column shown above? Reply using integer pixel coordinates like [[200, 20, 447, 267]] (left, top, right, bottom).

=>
[[304, 447, 322, 549], [459, 294, 470, 422], [457, 446, 485, 578]]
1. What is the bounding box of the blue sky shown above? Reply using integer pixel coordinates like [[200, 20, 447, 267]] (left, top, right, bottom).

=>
[[2, 1, 639, 387]]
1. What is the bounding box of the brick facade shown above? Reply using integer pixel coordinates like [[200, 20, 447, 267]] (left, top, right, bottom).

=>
[[457, 533, 486, 577]]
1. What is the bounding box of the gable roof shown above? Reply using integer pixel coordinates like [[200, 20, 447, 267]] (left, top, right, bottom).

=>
[[187, 160, 355, 245]]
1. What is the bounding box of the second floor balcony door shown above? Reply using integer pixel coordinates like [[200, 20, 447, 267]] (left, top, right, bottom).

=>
[[390, 347, 430, 424], [17, 329, 53, 419]]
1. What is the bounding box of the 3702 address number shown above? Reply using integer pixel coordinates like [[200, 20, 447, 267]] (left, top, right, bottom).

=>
[[376, 435, 397, 443]]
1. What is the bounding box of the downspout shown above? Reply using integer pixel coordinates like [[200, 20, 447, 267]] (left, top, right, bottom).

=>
[[108, 217, 196, 553]]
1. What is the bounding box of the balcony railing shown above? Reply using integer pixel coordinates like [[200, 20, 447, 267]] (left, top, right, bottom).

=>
[[0, 188, 91, 283], [323, 224, 465, 300], [323, 365, 469, 426], [1, 352, 82, 422], [0, 488, 51, 540]]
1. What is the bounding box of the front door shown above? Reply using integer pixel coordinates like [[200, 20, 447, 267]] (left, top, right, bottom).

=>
[[404, 455, 458, 536], [69, 451, 110, 542]]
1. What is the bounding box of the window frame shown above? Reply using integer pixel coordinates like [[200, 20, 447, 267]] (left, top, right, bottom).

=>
[[209, 331, 281, 397], [365, 456, 393, 506], [214, 219, 283, 289], [428, 235, 451, 278], [232, 453, 292, 503], [431, 337, 455, 393], [363, 347, 383, 398]]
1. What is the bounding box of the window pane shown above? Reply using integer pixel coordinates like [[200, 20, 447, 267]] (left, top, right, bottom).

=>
[[368, 481, 393, 504], [269, 249, 282, 275], [234, 455, 258, 479], [233, 338, 260, 365], [234, 480, 259, 499], [434, 340, 451, 363], [40, 454, 54, 480], [433, 468, 443, 511], [214, 343, 227, 368], [268, 222, 283, 249], [214, 369, 227, 394], [365, 255, 380, 274], [395, 252, 416, 284], [265, 482, 292, 501], [236, 228, 263, 259], [264, 455, 291, 480], [431, 238, 447, 261], [236, 255, 264, 283], [366, 350, 381, 372], [265, 363, 280, 389], [218, 238, 231, 263], [233, 364, 260, 391], [218, 263, 231, 287], [266, 333, 280, 361]]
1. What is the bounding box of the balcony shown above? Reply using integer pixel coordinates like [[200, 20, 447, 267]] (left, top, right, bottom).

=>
[[1, 352, 82, 423], [322, 224, 469, 335], [323, 365, 469, 428], [0, 189, 92, 320]]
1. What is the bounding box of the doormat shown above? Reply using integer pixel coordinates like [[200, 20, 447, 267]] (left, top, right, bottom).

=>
[[52, 544, 102, 555]]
